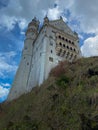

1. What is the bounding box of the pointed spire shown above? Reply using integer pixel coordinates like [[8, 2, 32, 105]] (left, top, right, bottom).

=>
[[44, 15, 49, 25]]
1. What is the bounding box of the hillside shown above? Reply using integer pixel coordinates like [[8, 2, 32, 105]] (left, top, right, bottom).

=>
[[0, 57, 98, 130]]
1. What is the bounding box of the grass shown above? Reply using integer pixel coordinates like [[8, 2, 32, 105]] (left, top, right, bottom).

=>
[[0, 56, 98, 130]]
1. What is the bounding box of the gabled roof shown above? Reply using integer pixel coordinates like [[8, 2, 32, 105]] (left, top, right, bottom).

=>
[[49, 18, 76, 37]]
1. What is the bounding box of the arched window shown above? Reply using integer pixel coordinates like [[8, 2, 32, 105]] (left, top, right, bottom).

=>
[[67, 46, 69, 49], [49, 57, 53, 62], [59, 35, 61, 39], [74, 48, 76, 52], [66, 39, 68, 42], [63, 44, 65, 47], [69, 40, 71, 43], [70, 47, 72, 50], [63, 50, 66, 56], [59, 42, 62, 46], [62, 37, 64, 40], [72, 42, 74, 45], [27, 62, 29, 65]]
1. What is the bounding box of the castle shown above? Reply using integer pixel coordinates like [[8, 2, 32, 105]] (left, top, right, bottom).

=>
[[7, 16, 81, 101]]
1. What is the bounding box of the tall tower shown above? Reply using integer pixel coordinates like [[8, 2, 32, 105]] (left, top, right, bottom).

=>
[[7, 17, 39, 101], [7, 16, 81, 101]]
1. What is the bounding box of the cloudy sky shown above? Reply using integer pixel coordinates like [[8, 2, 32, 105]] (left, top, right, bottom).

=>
[[0, 0, 98, 103]]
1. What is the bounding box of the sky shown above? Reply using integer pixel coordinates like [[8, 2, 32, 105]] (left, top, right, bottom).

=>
[[0, 0, 98, 103]]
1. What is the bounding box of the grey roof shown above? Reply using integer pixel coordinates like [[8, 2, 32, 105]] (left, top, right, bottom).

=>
[[49, 19, 75, 37]]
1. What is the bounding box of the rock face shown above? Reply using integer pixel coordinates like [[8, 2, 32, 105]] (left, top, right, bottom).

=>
[[7, 16, 81, 101]]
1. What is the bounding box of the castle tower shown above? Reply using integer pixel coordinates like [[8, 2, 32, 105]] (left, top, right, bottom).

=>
[[7, 17, 40, 101], [7, 16, 81, 101], [44, 15, 49, 25]]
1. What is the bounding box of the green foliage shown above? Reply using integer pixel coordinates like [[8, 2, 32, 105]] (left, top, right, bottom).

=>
[[56, 75, 69, 88], [0, 57, 98, 130]]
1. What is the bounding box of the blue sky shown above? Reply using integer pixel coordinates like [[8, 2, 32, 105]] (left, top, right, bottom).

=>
[[0, 0, 98, 103]]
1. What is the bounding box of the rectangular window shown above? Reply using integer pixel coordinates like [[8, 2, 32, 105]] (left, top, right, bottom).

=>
[[49, 57, 53, 62], [50, 42, 53, 46]]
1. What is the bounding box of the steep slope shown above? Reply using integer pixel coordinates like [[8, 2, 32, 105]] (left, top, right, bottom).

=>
[[0, 57, 98, 130]]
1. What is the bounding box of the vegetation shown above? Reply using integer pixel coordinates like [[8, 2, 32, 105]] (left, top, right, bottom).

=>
[[0, 57, 98, 130]]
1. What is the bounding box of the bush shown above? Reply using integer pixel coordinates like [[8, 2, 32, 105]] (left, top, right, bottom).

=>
[[50, 61, 68, 77], [56, 75, 70, 88]]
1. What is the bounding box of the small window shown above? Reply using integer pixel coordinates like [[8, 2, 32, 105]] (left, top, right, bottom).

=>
[[69, 40, 71, 43], [59, 42, 62, 46], [66, 39, 68, 42], [49, 36, 53, 39], [62, 51, 66, 56], [60, 49, 62, 53], [59, 35, 61, 39], [72, 42, 74, 45], [52, 30, 55, 33], [63, 44, 65, 47], [25, 47, 27, 50], [70, 47, 72, 50], [27, 62, 29, 65], [74, 48, 76, 52], [67, 46, 69, 49], [74, 55, 77, 59], [50, 42, 53, 46], [49, 57, 53, 62], [51, 50, 53, 53], [62, 37, 64, 40]]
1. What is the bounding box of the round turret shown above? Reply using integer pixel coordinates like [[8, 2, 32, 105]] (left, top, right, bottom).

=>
[[26, 17, 40, 39]]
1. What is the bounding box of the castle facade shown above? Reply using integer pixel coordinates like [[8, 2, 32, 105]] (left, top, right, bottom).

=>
[[7, 16, 81, 101]]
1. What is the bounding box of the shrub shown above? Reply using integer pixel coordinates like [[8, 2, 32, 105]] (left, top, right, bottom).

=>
[[56, 75, 70, 88], [50, 61, 68, 77]]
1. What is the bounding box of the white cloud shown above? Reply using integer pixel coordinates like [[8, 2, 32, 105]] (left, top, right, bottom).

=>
[[0, 85, 9, 98], [0, 0, 98, 35], [0, 51, 17, 77], [70, 0, 98, 34], [0, 84, 9, 102], [0, 0, 59, 30], [0, 0, 98, 57], [47, 6, 62, 20], [81, 35, 98, 57], [18, 19, 27, 30], [1, 83, 10, 87]]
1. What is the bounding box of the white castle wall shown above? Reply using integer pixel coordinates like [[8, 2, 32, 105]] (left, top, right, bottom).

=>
[[7, 17, 81, 101]]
